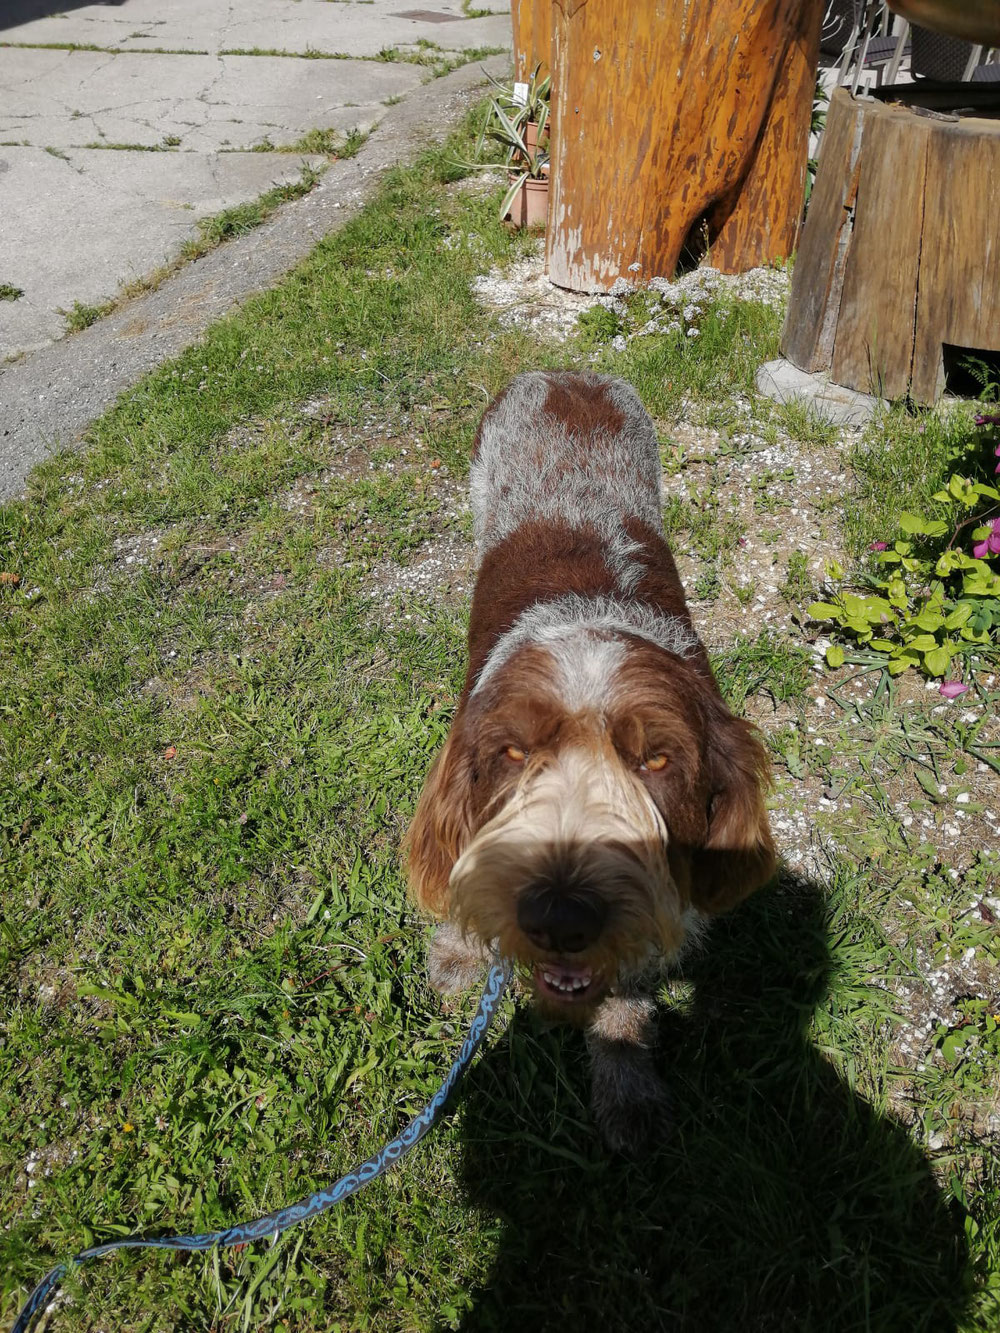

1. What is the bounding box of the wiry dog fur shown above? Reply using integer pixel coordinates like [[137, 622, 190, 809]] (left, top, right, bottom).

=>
[[405, 371, 775, 1153]]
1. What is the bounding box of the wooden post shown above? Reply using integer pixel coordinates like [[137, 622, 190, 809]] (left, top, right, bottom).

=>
[[546, 0, 825, 292], [511, 0, 553, 81], [782, 88, 1000, 404]]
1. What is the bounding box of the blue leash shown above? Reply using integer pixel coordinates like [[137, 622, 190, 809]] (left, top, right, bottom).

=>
[[11, 959, 511, 1333]]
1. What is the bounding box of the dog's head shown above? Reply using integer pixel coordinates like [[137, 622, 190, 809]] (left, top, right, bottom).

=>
[[405, 631, 774, 1017]]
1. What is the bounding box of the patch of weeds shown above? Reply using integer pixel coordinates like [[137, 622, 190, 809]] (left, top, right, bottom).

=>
[[750, 465, 795, 513], [60, 298, 113, 332], [613, 296, 784, 419], [844, 402, 980, 557], [0, 284, 23, 302], [277, 127, 368, 158], [81, 140, 171, 151], [399, 39, 508, 79], [180, 166, 321, 257], [692, 563, 721, 602], [661, 489, 733, 563], [43, 146, 71, 161], [730, 575, 757, 608], [219, 45, 352, 59], [712, 629, 812, 709], [773, 396, 840, 447], [780, 549, 813, 604], [576, 304, 620, 348], [809, 422, 1000, 685]]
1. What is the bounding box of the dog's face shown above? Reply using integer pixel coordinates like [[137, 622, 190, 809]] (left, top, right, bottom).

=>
[[406, 630, 774, 1019]]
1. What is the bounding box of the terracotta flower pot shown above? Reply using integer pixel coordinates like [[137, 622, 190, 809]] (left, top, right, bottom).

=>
[[523, 120, 549, 157], [505, 177, 549, 229]]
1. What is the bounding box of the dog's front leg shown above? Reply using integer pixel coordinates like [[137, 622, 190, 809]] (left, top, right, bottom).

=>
[[587, 991, 671, 1156], [426, 921, 490, 994]]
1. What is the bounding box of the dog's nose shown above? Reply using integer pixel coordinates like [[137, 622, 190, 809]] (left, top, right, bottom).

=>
[[516, 888, 607, 954]]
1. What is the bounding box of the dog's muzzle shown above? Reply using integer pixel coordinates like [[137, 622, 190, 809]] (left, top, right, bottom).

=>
[[516, 884, 608, 954]]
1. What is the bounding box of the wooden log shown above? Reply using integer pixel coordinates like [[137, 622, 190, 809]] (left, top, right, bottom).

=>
[[709, 0, 825, 273], [546, 0, 825, 292], [909, 119, 1000, 403], [830, 103, 931, 400], [511, 0, 553, 82], [781, 88, 863, 373], [783, 89, 1000, 404]]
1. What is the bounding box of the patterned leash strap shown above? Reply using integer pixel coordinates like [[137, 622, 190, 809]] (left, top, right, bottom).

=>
[[11, 959, 512, 1333]]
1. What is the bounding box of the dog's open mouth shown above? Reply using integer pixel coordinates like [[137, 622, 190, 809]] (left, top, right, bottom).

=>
[[533, 962, 596, 1002]]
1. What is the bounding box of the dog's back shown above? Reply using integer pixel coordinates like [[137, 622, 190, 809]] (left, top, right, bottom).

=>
[[470, 371, 663, 562]]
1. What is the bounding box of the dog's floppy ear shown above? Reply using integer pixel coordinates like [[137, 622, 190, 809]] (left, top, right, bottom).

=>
[[690, 698, 776, 915], [404, 713, 477, 916]]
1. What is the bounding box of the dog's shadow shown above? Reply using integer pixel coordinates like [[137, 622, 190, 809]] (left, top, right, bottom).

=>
[[448, 871, 969, 1332]]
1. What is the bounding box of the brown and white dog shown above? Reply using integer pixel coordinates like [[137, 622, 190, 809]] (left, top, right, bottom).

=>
[[405, 371, 775, 1153]]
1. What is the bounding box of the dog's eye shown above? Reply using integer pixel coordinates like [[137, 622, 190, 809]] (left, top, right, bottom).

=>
[[640, 753, 668, 773], [504, 745, 527, 763]]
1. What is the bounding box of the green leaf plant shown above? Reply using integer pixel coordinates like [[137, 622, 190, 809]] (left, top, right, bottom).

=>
[[809, 417, 1000, 690], [465, 63, 551, 220]]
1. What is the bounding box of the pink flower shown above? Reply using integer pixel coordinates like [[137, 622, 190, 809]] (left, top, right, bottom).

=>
[[972, 517, 1000, 560], [974, 413, 1000, 427], [939, 681, 969, 699], [869, 541, 888, 551]]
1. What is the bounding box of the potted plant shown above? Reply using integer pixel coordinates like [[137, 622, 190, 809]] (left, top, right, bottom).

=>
[[473, 64, 551, 227], [485, 63, 551, 160]]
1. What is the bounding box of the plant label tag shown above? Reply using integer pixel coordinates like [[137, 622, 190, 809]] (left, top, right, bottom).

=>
[[513, 81, 528, 106]]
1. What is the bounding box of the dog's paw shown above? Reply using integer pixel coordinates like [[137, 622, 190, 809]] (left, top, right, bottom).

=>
[[427, 922, 488, 995], [590, 1050, 672, 1158]]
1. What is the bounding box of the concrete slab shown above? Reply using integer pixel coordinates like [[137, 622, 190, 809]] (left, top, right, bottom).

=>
[[0, 49, 425, 151], [0, 0, 510, 58], [0, 147, 324, 358], [756, 358, 883, 427], [0, 56, 510, 499]]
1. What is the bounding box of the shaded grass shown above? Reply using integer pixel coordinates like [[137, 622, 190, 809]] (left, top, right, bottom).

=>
[[1, 114, 996, 1332]]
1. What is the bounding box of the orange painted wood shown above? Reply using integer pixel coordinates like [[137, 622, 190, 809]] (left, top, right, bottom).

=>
[[709, 0, 825, 274], [511, 0, 553, 81], [546, 0, 824, 292]]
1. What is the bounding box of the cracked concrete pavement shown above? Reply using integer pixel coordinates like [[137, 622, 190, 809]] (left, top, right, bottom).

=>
[[0, 0, 510, 496]]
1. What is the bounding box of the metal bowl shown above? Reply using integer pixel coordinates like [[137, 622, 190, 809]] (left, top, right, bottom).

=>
[[886, 0, 1000, 46]]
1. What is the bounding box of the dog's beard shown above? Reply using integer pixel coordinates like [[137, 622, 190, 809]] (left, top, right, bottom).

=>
[[448, 746, 686, 1017]]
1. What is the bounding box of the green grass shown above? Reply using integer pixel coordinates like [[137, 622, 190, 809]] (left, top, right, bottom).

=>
[[0, 283, 23, 302], [2, 113, 998, 1332], [216, 42, 506, 78], [179, 166, 322, 257], [60, 298, 115, 332], [0, 41, 210, 53], [845, 404, 985, 558], [256, 127, 368, 158]]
